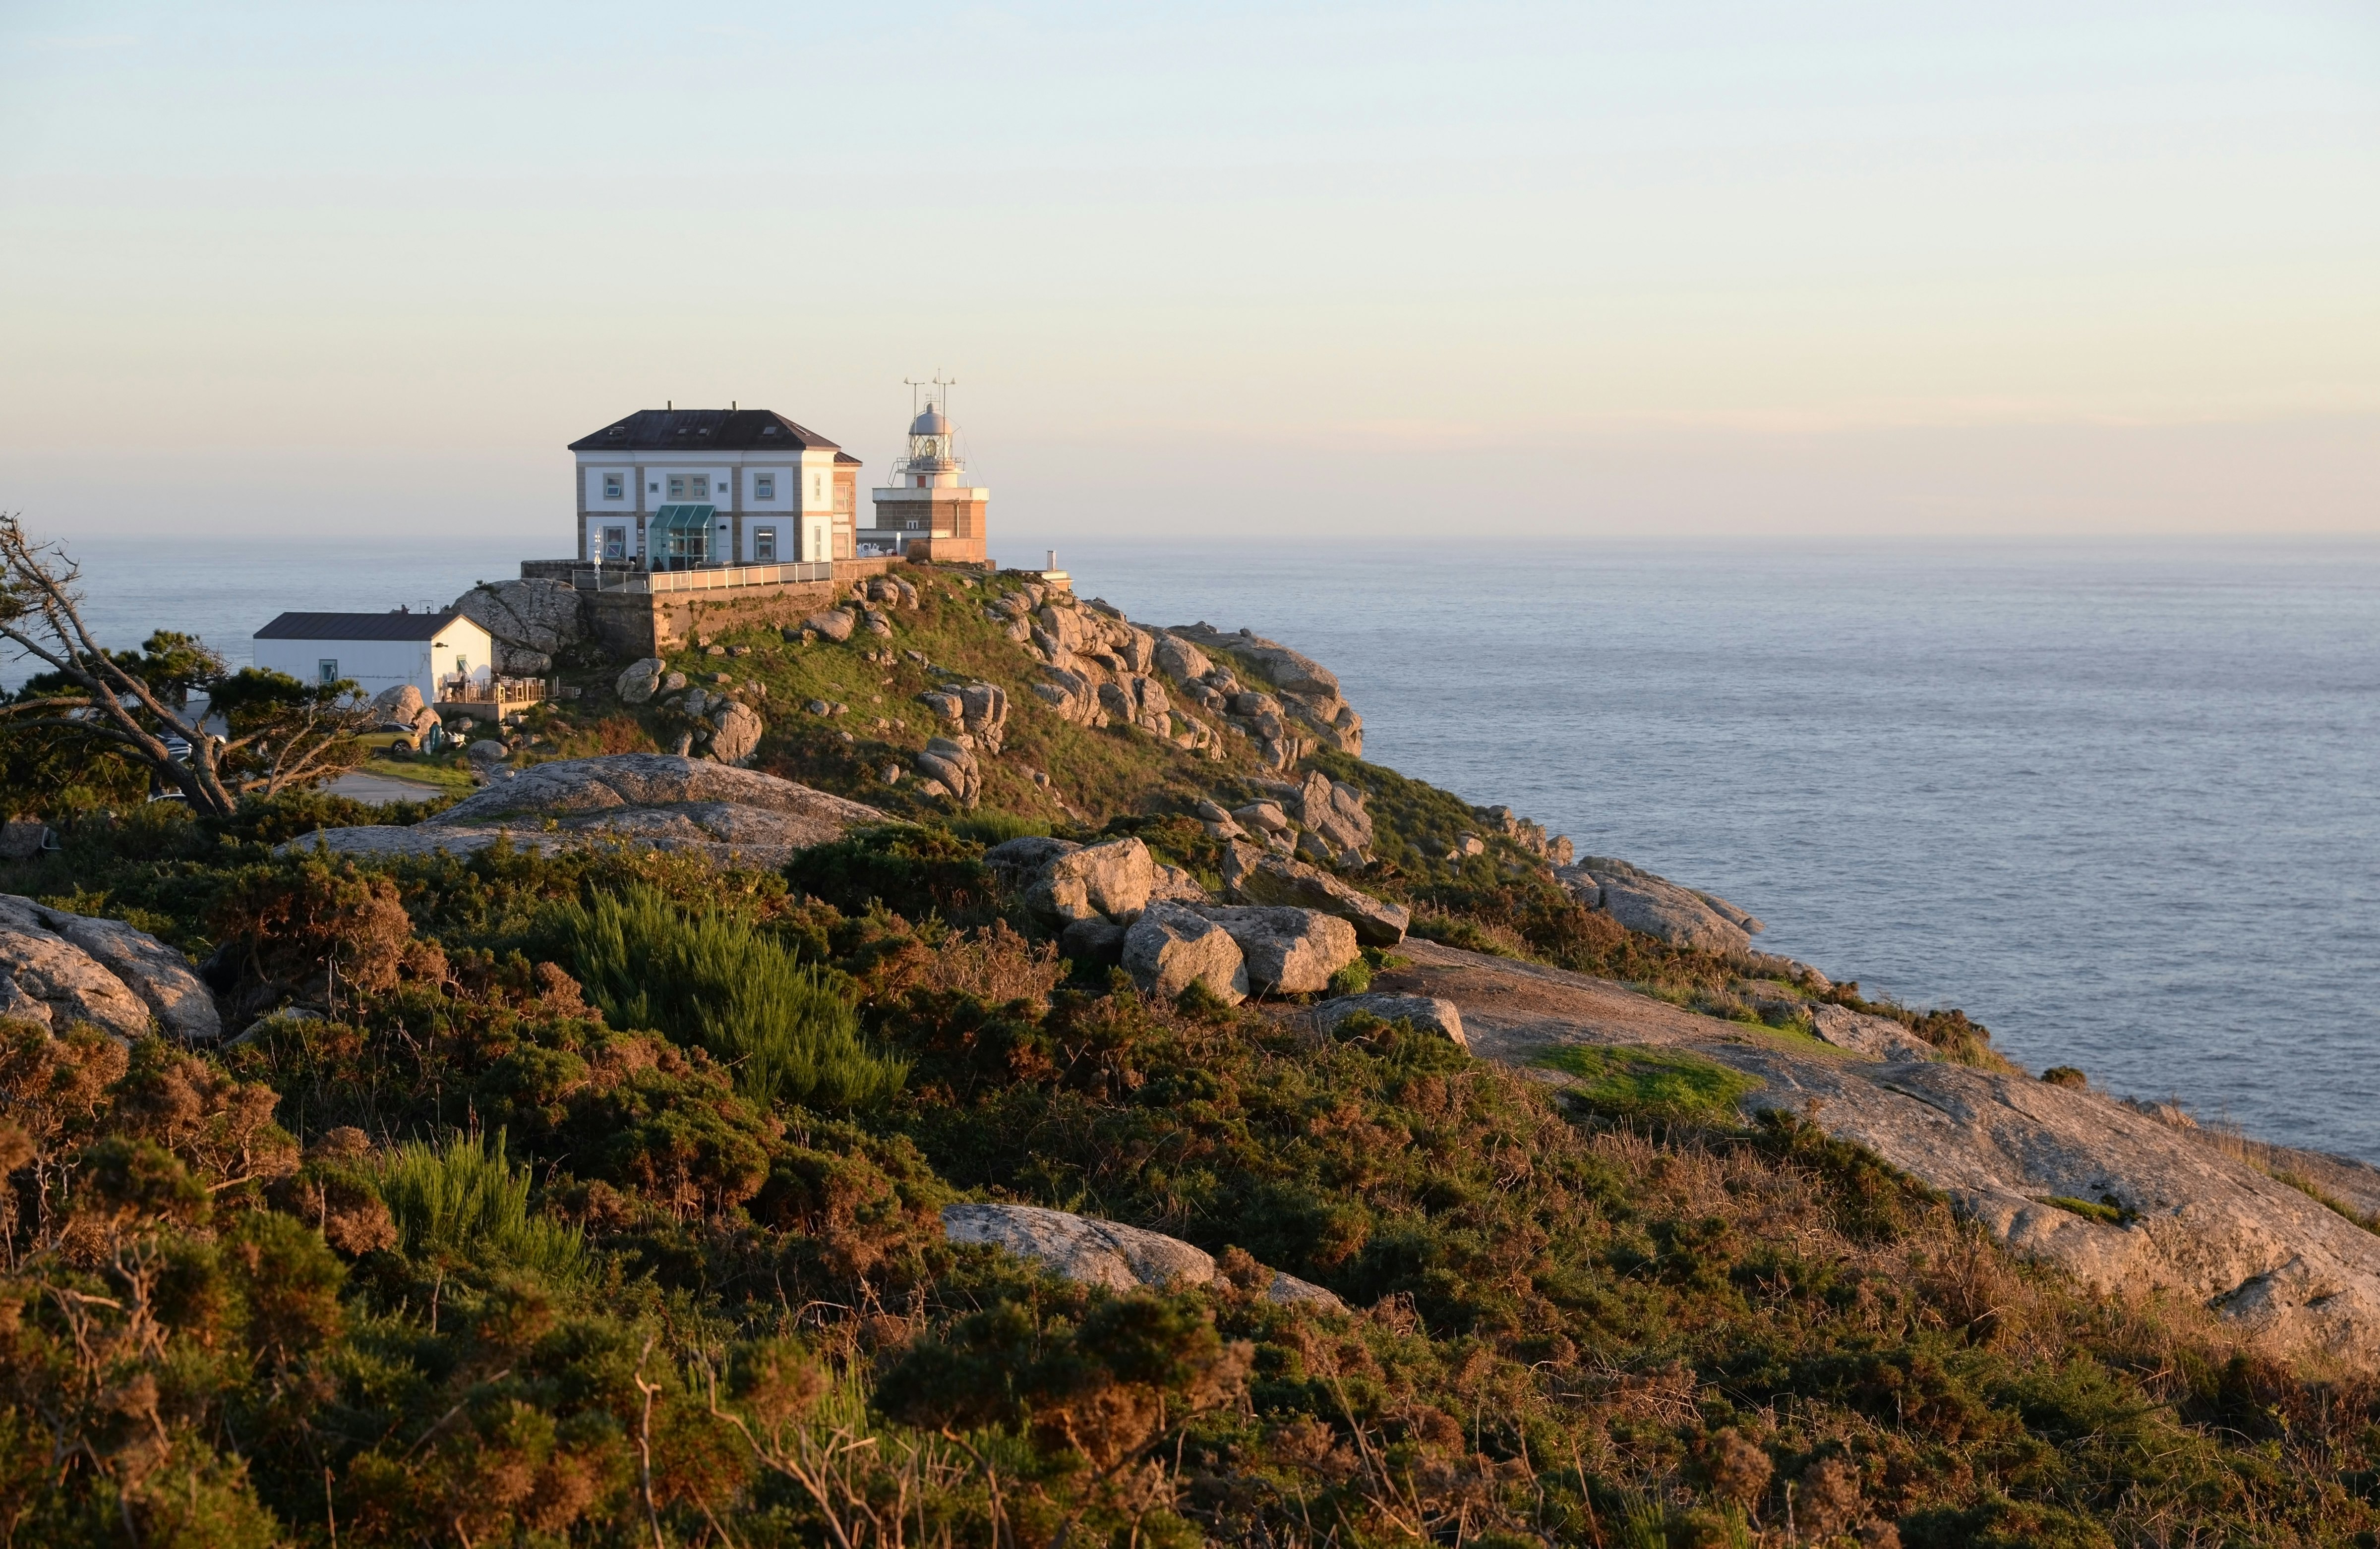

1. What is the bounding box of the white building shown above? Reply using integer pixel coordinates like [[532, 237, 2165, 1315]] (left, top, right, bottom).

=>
[[252, 611, 493, 702], [566, 407, 860, 568]]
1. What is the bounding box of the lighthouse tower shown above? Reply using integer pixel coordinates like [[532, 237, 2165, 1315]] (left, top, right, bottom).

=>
[[863, 377, 990, 564]]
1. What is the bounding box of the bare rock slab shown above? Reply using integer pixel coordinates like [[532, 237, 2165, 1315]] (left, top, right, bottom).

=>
[[942, 1203, 1343, 1310], [0, 895, 220, 1042], [285, 754, 885, 869], [1809, 1003, 1937, 1062], [1557, 860, 1752, 955]]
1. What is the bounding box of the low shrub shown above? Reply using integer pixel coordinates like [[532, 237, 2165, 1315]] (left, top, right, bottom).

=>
[[547, 883, 907, 1109]]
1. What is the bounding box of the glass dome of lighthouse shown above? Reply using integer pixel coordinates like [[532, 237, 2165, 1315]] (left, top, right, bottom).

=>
[[900, 393, 963, 487]]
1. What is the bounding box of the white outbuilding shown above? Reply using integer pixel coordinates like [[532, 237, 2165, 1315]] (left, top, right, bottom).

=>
[[252, 610, 493, 702]]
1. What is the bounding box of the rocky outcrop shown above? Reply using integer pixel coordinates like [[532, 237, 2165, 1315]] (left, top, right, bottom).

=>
[[985, 837, 1154, 925], [1739, 1053, 2380, 1369], [286, 754, 885, 868], [1189, 906, 1359, 995], [0, 895, 221, 1042], [920, 681, 1012, 749], [451, 578, 586, 676], [941, 1203, 1343, 1309], [1375, 935, 2380, 1373], [1164, 624, 1339, 699], [368, 684, 440, 746], [1295, 772, 1375, 863], [1809, 1003, 1936, 1062], [1475, 806, 1573, 867], [1000, 595, 1221, 755], [1311, 992, 1466, 1048], [708, 701, 764, 766], [1222, 847, 1408, 945], [957, 682, 1008, 753], [1153, 633, 1213, 685], [915, 737, 982, 806], [803, 609, 856, 643], [1123, 903, 1249, 1003], [1162, 625, 1363, 757], [1556, 858, 1758, 955], [369, 683, 425, 727], [616, 657, 666, 704]]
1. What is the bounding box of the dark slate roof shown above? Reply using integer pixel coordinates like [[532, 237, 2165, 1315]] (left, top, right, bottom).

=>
[[568, 408, 851, 455], [254, 611, 475, 642]]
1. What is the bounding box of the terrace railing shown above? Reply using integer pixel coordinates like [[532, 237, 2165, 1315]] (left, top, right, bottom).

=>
[[437, 676, 547, 707], [571, 561, 836, 594]]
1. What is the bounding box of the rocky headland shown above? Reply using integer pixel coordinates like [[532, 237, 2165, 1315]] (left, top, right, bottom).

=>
[[7, 558, 2376, 1543]]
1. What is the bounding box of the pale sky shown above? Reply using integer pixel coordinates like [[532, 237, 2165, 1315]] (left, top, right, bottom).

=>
[[2, 0, 2375, 547]]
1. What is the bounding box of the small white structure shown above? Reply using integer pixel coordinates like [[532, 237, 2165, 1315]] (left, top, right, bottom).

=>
[[253, 611, 493, 702]]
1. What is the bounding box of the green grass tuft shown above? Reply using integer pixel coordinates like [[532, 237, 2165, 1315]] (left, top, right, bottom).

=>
[[372, 1128, 590, 1282], [548, 882, 907, 1109], [1535, 1042, 1759, 1122]]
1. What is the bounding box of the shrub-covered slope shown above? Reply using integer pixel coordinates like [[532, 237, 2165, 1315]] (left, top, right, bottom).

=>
[[5, 797, 2380, 1547]]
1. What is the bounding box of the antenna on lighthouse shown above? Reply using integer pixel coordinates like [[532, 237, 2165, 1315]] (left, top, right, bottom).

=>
[[905, 371, 956, 421]]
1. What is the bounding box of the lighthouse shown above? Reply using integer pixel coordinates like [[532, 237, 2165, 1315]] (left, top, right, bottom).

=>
[[863, 377, 990, 564]]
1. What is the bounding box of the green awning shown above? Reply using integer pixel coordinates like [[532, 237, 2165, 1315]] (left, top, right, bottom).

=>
[[647, 503, 715, 539]]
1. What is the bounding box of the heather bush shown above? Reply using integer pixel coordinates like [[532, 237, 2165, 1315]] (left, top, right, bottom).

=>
[[1, 816, 2376, 1545]]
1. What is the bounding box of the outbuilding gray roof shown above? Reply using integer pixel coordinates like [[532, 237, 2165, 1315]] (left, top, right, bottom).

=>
[[254, 611, 476, 642], [569, 408, 861, 461]]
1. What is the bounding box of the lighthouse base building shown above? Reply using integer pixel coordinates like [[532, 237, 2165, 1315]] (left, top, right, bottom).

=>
[[861, 391, 989, 564]]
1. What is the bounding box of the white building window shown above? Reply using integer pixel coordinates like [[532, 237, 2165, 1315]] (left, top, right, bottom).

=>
[[602, 473, 624, 501], [317, 659, 338, 685], [602, 526, 628, 561], [813, 472, 825, 504], [754, 474, 775, 500], [667, 474, 712, 501], [754, 528, 776, 562]]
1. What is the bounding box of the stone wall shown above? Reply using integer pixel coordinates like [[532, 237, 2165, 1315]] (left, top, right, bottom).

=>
[[574, 558, 905, 656]]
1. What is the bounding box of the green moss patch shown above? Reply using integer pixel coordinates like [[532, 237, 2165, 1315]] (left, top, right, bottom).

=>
[[2036, 1195, 2129, 1226], [1536, 1042, 1760, 1122]]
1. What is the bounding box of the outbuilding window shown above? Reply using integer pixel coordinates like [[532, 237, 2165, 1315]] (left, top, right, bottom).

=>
[[318, 659, 338, 685]]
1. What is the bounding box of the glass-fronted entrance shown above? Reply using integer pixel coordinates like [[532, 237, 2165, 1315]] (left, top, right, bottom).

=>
[[645, 504, 716, 571]]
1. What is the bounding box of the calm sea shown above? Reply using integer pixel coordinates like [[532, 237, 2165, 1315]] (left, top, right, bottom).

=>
[[16, 534, 2380, 1162]]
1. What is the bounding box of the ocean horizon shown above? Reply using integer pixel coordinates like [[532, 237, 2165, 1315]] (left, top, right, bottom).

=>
[[14, 530, 2379, 1161]]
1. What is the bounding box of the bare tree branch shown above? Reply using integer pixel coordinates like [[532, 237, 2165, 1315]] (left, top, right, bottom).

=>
[[1, 514, 371, 816]]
